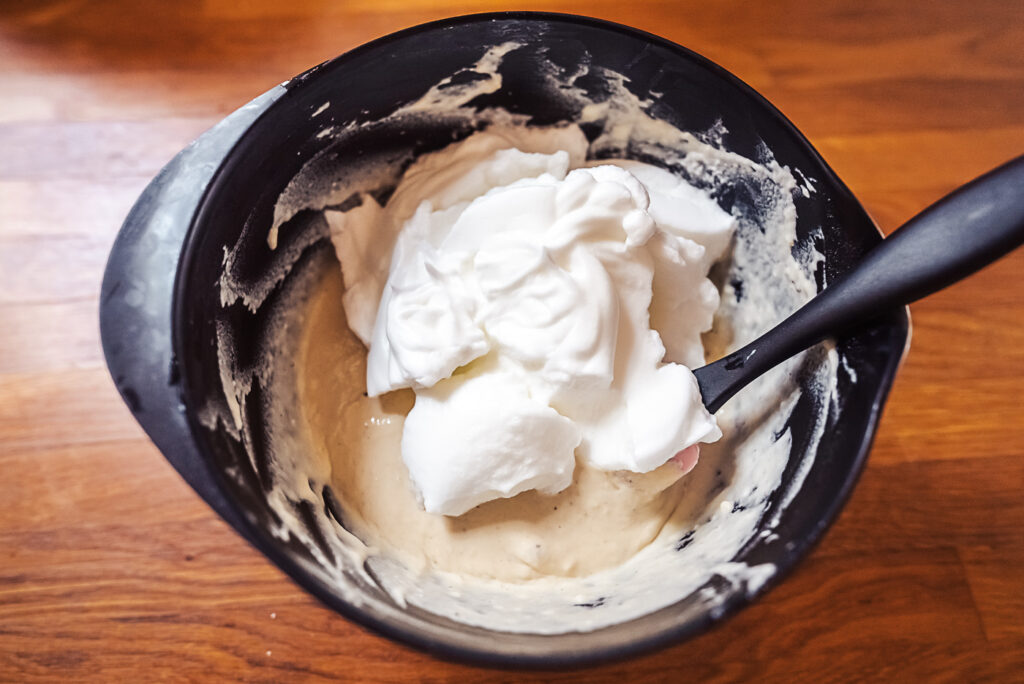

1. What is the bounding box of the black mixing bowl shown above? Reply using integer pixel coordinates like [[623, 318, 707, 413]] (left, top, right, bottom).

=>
[[99, 12, 909, 667]]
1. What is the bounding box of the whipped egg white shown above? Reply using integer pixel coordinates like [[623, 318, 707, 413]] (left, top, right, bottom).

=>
[[327, 126, 734, 516]]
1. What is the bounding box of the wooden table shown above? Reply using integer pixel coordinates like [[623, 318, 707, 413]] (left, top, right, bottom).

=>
[[2, 1, 1022, 681]]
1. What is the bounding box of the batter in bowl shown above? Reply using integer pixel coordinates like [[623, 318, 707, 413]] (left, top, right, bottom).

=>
[[297, 123, 740, 582]]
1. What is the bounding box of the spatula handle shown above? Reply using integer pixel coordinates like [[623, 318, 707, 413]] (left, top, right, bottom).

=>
[[696, 154, 1024, 413]]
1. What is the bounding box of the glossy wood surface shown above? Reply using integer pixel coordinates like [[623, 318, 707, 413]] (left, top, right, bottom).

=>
[[2, 1, 1023, 681]]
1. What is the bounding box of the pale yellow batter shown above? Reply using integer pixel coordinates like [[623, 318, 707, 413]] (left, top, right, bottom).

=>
[[298, 267, 729, 582]]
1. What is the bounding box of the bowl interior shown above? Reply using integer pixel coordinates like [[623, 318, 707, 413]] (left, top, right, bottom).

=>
[[173, 13, 908, 666]]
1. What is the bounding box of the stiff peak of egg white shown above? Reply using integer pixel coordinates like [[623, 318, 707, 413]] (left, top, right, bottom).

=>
[[327, 127, 735, 516]]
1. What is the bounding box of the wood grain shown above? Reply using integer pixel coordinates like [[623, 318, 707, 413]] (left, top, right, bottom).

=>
[[2, 0, 1023, 681]]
